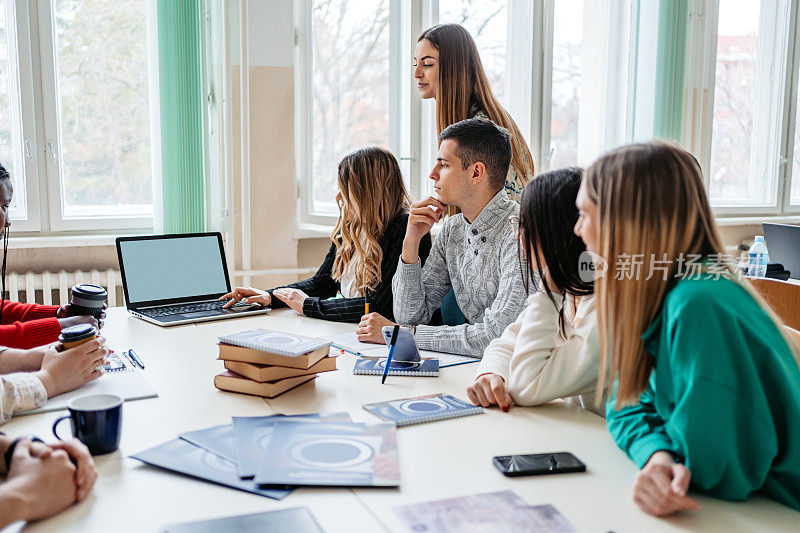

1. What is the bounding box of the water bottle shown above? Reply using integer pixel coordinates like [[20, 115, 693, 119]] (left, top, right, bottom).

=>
[[747, 236, 769, 277]]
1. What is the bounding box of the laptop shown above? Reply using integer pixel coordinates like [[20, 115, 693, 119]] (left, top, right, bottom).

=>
[[763, 223, 800, 280], [116, 233, 270, 326]]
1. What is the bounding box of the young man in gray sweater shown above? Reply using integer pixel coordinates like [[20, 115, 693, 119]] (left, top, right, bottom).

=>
[[356, 118, 527, 356]]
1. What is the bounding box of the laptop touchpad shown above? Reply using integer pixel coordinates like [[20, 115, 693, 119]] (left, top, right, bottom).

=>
[[183, 311, 218, 318]]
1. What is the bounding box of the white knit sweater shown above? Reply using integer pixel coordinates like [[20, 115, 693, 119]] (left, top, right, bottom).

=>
[[475, 292, 604, 416]]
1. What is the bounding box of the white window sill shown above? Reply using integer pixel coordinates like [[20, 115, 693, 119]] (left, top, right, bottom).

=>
[[8, 234, 130, 249], [296, 215, 799, 241], [714, 214, 800, 226], [295, 221, 444, 240]]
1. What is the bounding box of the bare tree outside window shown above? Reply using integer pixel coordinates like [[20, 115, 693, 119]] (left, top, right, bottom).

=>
[[311, 0, 390, 216], [54, 0, 152, 216], [438, 0, 508, 105], [0, 1, 25, 217], [709, 0, 759, 202], [550, 0, 582, 169]]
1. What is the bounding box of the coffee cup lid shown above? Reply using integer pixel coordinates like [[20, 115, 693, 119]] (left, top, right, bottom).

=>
[[71, 284, 107, 301], [59, 324, 98, 343]]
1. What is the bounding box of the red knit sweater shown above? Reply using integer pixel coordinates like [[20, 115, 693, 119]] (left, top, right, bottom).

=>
[[0, 300, 61, 349]]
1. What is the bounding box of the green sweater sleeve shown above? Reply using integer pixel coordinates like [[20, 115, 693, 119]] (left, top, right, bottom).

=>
[[606, 380, 681, 468], [607, 281, 786, 501]]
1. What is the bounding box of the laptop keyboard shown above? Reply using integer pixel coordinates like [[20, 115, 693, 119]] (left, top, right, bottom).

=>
[[141, 300, 227, 317]]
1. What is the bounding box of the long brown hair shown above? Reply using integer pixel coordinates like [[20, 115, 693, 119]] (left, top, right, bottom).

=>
[[586, 141, 797, 408], [331, 147, 410, 293], [419, 24, 534, 184]]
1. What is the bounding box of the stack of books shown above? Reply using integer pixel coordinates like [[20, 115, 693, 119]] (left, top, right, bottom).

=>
[[214, 329, 336, 398]]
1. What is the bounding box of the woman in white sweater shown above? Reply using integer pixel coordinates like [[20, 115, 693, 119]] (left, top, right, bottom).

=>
[[466, 167, 604, 415]]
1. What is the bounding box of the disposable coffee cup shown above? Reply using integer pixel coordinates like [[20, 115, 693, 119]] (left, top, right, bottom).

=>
[[57, 324, 104, 371], [58, 324, 98, 350], [69, 284, 107, 319]]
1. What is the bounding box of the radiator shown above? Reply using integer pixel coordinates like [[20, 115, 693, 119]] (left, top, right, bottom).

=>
[[5, 270, 123, 307]]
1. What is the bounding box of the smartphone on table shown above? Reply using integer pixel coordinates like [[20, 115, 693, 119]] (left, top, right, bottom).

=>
[[493, 452, 586, 477]]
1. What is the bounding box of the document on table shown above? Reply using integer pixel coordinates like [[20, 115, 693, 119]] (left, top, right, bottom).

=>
[[19, 349, 157, 416], [393, 490, 576, 533], [328, 332, 479, 367], [327, 332, 383, 354]]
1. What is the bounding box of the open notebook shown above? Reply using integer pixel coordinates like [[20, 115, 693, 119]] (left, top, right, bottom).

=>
[[328, 332, 479, 367], [17, 349, 157, 416]]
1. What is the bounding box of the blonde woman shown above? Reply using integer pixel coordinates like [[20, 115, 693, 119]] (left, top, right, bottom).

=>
[[414, 23, 534, 203], [575, 141, 800, 515], [223, 147, 431, 323]]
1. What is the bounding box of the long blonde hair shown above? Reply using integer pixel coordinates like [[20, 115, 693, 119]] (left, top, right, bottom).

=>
[[586, 141, 797, 408], [419, 24, 534, 184], [331, 147, 410, 293]]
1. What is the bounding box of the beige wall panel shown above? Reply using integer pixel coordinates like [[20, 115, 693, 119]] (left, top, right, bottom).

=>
[[6, 245, 118, 273]]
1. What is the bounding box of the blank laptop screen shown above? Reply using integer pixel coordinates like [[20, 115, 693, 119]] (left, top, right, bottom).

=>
[[119, 235, 229, 304]]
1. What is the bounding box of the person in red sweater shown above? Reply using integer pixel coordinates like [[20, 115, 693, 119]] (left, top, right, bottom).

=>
[[0, 164, 98, 349]]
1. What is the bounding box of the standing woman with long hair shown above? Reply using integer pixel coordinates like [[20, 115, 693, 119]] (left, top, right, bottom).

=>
[[414, 23, 534, 203], [574, 141, 800, 515], [223, 147, 431, 322]]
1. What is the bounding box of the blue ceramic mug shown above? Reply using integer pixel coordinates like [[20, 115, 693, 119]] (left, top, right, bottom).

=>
[[52, 394, 122, 455]]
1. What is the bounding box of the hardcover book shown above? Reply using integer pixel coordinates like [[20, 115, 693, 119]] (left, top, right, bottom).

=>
[[223, 355, 337, 382], [214, 372, 316, 398]]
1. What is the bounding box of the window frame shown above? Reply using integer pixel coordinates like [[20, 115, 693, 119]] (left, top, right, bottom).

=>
[[34, 0, 154, 232], [293, 0, 638, 226], [2, 0, 157, 236], [6, 0, 42, 232], [781, 0, 800, 211], [690, 0, 800, 218]]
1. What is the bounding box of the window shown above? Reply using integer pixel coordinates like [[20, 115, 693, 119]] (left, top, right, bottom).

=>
[[438, 1, 508, 106], [549, 0, 583, 169], [708, 0, 769, 205], [1, 0, 33, 226], [295, 0, 635, 225], [545, 1, 634, 172], [793, 74, 800, 203], [305, 0, 390, 218], [50, 0, 152, 220], [689, 0, 800, 215], [1, 0, 154, 234]]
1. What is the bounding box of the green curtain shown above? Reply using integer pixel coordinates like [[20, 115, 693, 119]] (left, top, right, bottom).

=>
[[157, 0, 207, 233], [652, 0, 689, 142]]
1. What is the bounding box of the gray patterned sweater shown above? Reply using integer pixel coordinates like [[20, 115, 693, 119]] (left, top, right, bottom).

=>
[[392, 190, 528, 356]]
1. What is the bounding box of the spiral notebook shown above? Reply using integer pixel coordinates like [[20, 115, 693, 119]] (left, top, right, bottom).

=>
[[19, 348, 157, 416], [218, 329, 328, 356], [352, 357, 439, 377], [363, 393, 483, 426]]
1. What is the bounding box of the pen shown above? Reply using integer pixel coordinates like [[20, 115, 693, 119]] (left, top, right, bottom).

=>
[[364, 291, 370, 315], [121, 350, 137, 368], [127, 348, 145, 369], [330, 343, 364, 357], [382, 325, 400, 384]]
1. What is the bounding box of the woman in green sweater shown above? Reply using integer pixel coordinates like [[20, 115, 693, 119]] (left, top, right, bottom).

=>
[[574, 140, 800, 516]]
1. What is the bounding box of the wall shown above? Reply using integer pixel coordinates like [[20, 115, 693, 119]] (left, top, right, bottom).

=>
[[226, 0, 305, 289]]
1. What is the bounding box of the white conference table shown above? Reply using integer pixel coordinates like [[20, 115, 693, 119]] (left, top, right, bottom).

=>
[[3, 307, 797, 532]]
